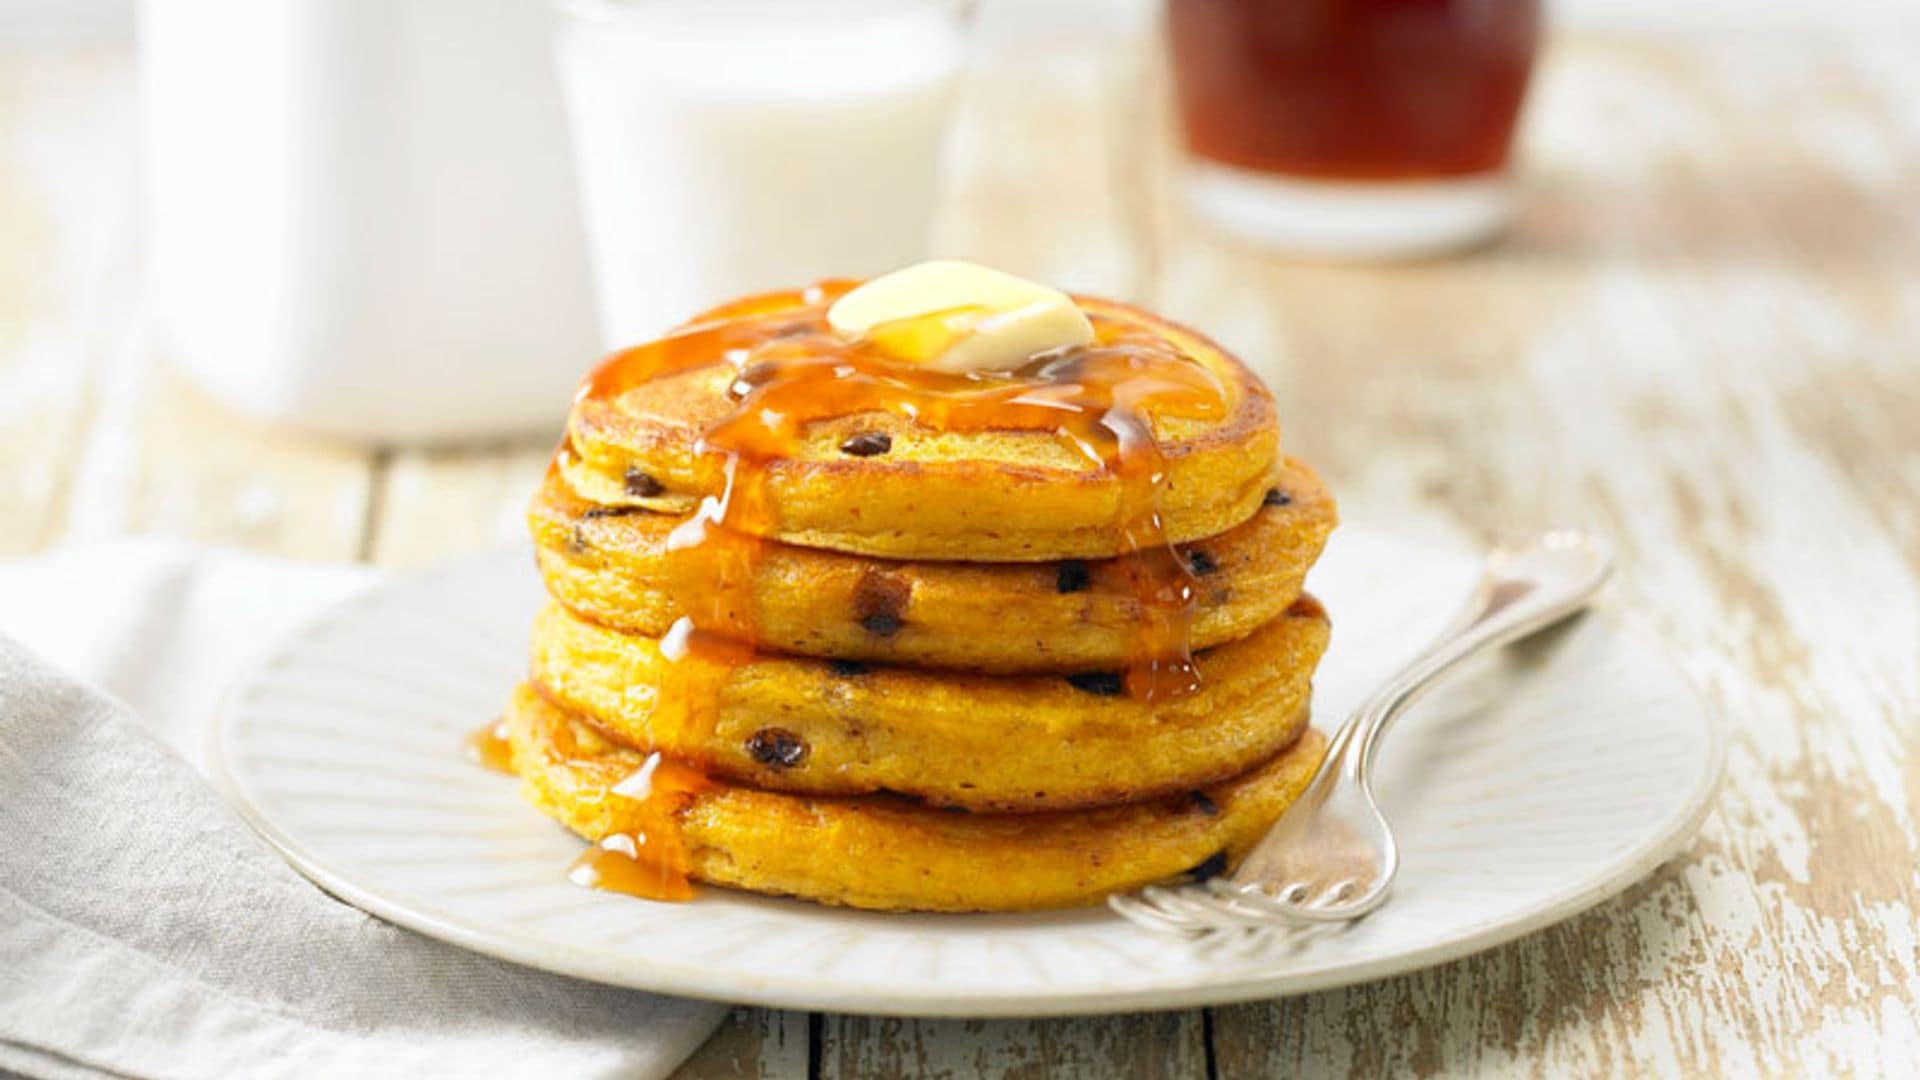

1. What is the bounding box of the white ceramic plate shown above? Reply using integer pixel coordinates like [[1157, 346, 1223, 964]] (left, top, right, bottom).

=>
[[212, 527, 1723, 1017]]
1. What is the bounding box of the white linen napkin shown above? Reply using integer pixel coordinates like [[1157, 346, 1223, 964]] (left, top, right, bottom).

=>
[[0, 540, 726, 1080]]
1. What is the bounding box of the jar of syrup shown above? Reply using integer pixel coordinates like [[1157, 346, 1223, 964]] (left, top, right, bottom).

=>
[[1168, 0, 1541, 257]]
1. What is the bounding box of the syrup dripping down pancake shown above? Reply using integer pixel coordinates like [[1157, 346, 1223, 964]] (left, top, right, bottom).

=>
[[491, 270, 1337, 911], [534, 457, 1336, 673], [504, 685, 1328, 912], [559, 289, 1279, 562], [528, 595, 1329, 812]]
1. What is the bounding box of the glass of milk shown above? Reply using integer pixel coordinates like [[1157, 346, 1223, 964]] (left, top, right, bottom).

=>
[[553, 0, 973, 348]]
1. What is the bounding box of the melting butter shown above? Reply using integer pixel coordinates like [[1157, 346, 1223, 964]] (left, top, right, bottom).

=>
[[827, 260, 1094, 374]]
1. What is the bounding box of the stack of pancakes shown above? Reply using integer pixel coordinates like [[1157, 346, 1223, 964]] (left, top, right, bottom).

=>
[[500, 285, 1337, 911]]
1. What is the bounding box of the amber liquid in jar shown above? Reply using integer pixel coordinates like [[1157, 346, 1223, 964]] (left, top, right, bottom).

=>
[[1168, 0, 1539, 255], [1169, 0, 1539, 180]]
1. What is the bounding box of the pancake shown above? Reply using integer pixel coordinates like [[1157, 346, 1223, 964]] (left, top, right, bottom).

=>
[[534, 456, 1337, 673], [560, 287, 1279, 561], [505, 684, 1329, 912], [528, 595, 1329, 812]]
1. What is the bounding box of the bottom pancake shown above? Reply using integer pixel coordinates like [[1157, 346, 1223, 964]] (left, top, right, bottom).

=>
[[505, 685, 1328, 912]]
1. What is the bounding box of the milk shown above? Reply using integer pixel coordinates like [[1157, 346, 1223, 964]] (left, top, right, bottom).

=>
[[553, 1, 968, 348]]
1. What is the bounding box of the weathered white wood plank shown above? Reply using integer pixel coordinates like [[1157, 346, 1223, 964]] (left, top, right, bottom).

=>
[[818, 1012, 1208, 1080], [672, 1008, 809, 1080], [57, 350, 375, 559], [365, 443, 551, 568]]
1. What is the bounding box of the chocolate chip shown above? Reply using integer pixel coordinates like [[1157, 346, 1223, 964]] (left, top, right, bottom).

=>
[[1055, 561, 1092, 593], [839, 432, 892, 457], [581, 505, 644, 520], [1186, 550, 1218, 575], [1263, 487, 1291, 507], [745, 728, 808, 769], [828, 659, 870, 677], [566, 526, 590, 555], [1186, 850, 1229, 881], [853, 572, 911, 637], [624, 468, 665, 497], [1190, 791, 1219, 816], [1064, 670, 1124, 696]]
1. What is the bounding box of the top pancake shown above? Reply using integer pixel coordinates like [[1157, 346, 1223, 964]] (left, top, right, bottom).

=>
[[561, 286, 1280, 561]]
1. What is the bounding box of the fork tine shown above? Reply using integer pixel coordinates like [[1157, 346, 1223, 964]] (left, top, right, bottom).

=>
[[1146, 885, 1298, 930], [1139, 886, 1245, 929], [1138, 886, 1234, 925], [1208, 880, 1370, 923], [1107, 892, 1214, 936], [1114, 877, 1372, 938], [1107, 530, 1616, 939], [1111, 883, 1286, 935]]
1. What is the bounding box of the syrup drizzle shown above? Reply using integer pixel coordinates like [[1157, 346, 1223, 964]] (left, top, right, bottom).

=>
[[565, 751, 711, 902], [574, 284, 1230, 698], [548, 281, 1235, 901], [464, 718, 515, 774]]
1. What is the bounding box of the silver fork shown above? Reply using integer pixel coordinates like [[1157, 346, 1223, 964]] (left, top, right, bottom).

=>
[[1110, 529, 1614, 936]]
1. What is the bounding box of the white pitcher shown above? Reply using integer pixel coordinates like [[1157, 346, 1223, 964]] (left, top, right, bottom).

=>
[[140, 0, 599, 441]]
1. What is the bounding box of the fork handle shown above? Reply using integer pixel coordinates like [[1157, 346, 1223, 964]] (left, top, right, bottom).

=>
[[1327, 530, 1615, 783]]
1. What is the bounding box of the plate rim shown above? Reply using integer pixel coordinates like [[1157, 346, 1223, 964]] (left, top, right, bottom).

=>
[[207, 544, 1727, 1018]]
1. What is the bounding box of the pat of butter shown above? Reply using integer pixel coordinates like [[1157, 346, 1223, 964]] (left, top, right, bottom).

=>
[[828, 260, 1094, 373]]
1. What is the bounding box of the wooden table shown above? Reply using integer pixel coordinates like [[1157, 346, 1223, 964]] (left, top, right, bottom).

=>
[[6, 24, 1918, 1078]]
